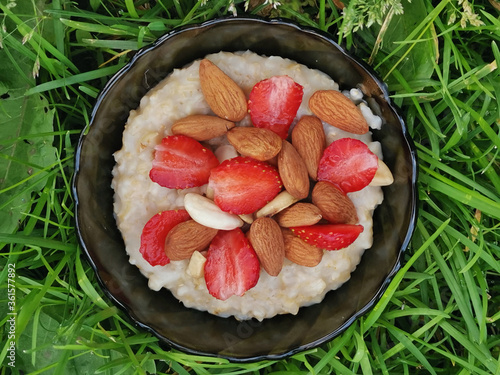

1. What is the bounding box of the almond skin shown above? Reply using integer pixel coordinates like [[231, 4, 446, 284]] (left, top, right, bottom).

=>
[[291, 115, 326, 180], [227, 127, 282, 161], [309, 90, 369, 134], [199, 59, 247, 122], [282, 228, 323, 267], [247, 217, 285, 276], [171, 115, 235, 141], [165, 220, 218, 261], [277, 140, 310, 200], [275, 202, 323, 227], [312, 181, 358, 224]]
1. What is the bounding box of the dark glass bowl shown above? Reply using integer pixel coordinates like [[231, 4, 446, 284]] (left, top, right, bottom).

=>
[[73, 16, 417, 362]]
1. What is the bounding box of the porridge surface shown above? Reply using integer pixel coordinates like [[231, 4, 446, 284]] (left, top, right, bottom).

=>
[[112, 51, 384, 321]]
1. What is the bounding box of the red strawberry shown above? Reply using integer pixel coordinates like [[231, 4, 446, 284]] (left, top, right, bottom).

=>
[[248, 75, 304, 139], [317, 138, 378, 193], [204, 228, 260, 301], [150, 135, 219, 189], [290, 224, 363, 251], [139, 209, 191, 266], [208, 156, 282, 215]]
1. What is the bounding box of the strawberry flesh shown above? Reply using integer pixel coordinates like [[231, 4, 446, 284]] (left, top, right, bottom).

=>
[[248, 75, 304, 139], [317, 138, 378, 193], [290, 224, 364, 251], [204, 228, 260, 300], [150, 134, 219, 189], [139, 209, 191, 266], [208, 156, 283, 215]]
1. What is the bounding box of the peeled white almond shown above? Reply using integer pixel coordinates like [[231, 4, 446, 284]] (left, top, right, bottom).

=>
[[255, 190, 299, 218], [184, 193, 243, 230], [370, 159, 394, 186], [187, 251, 207, 278]]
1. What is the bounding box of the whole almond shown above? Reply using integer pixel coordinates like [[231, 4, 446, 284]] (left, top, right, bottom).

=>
[[277, 140, 310, 200], [171, 115, 235, 141], [199, 59, 247, 122], [275, 202, 322, 227], [312, 181, 358, 224], [247, 217, 285, 276], [282, 228, 323, 267], [291, 115, 326, 180], [227, 127, 282, 161], [165, 220, 218, 261], [309, 90, 368, 134]]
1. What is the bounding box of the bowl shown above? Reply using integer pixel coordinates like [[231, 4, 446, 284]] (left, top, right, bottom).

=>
[[73, 16, 417, 362]]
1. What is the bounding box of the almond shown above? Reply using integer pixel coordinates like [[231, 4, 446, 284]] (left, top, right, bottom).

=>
[[227, 127, 282, 161], [282, 228, 323, 267], [277, 140, 310, 200], [254, 190, 299, 218], [369, 158, 394, 186], [199, 59, 247, 121], [171, 115, 235, 141], [247, 217, 285, 276], [312, 181, 358, 224], [309, 90, 368, 134], [165, 220, 218, 261], [291, 115, 326, 180], [275, 202, 322, 227]]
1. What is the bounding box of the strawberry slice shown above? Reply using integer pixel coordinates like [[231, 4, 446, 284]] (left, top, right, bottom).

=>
[[150, 135, 219, 189], [139, 209, 191, 266], [290, 224, 364, 251], [317, 138, 378, 193], [248, 75, 304, 139], [204, 228, 260, 301], [208, 156, 282, 215]]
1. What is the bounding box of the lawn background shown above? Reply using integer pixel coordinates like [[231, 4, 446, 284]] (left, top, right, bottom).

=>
[[0, 0, 499, 374]]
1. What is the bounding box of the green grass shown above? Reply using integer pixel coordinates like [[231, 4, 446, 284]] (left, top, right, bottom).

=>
[[1, 0, 499, 374]]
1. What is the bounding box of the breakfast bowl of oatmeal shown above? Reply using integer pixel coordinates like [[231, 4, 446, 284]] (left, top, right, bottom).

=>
[[73, 16, 417, 361]]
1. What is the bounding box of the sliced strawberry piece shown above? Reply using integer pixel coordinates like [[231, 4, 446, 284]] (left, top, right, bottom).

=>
[[208, 156, 282, 215], [139, 209, 191, 266], [290, 224, 364, 251], [204, 228, 260, 301], [150, 135, 219, 189], [248, 75, 304, 139], [317, 138, 378, 193]]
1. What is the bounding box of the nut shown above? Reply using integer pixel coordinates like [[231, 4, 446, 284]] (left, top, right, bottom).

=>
[[165, 220, 218, 260], [309, 90, 369, 134], [187, 251, 207, 278], [199, 59, 247, 121], [184, 193, 243, 230], [247, 217, 285, 276], [255, 190, 299, 218], [312, 181, 358, 224], [275, 202, 322, 227], [369, 158, 394, 186], [171, 115, 235, 141], [227, 127, 282, 161], [277, 140, 310, 200], [282, 228, 323, 267], [291, 115, 326, 180]]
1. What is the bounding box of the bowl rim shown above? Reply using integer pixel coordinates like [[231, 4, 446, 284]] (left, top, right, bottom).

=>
[[72, 15, 418, 362]]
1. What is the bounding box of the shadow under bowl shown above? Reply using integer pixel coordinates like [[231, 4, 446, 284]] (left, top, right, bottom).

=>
[[73, 16, 418, 362]]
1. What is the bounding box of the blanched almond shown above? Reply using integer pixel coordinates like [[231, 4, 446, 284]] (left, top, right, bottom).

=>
[[255, 190, 299, 218], [184, 193, 243, 230], [275, 202, 322, 227], [247, 217, 285, 276], [227, 127, 282, 161], [282, 228, 323, 267], [291, 115, 326, 180], [312, 181, 358, 224], [199, 59, 247, 121], [369, 158, 394, 186], [187, 251, 207, 278], [309, 90, 368, 134], [165, 220, 218, 261], [171, 115, 235, 141], [277, 140, 310, 200]]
